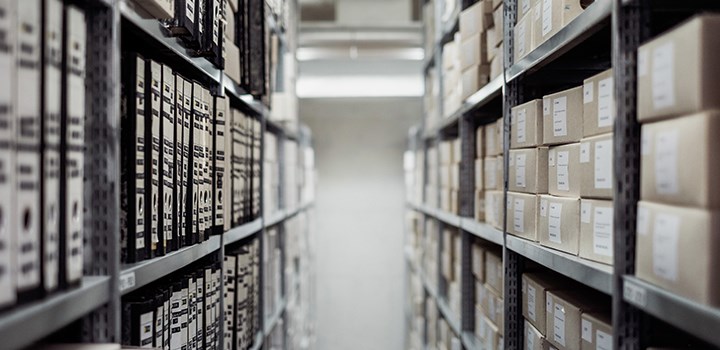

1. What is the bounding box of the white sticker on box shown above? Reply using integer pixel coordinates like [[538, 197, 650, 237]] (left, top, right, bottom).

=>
[[554, 303, 566, 346], [641, 128, 652, 156], [544, 98, 551, 116], [556, 151, 570, 191], [527, 284, 537, 321], [651, 42, 676, 110], [583, 81, 594, 104], [514, 198, 525, 233], [540, 199, 548, 217], [593, 207, 614, 257], [598, 77, 614, 128], [517, 109, 527, 144], [596, 330, 612, 350], [549, 149, 556, 166], [638, 48, 648, 77], [516, 153, 527, 188], [522, 0, 531, 14], [594, 140, 613, 190], [581, 201, 592, 224], [653, 213, 680, 281], [549, 203, 563, 243], [654, 130, 679, 194], [552, 96, 568, 137], [637, 206, 649, 236], [580, 142, 591, 163], [534, 4, 541, 20], [527, 327, 536, 350], [518, 21, 527, 57], [582, 319, 593, 342], [542, 0, 553, 36]]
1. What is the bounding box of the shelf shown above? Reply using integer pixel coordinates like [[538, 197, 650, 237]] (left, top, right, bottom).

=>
[[119, 235, 222, 295], [437, 297, 462, 337], [249, 332, 265, 350], [119, 0, 223, 85], [410, 203, 462, 228], [462, 331, 483, 350], [506, 235, 612, 295], [265, 117, 300, 140], [460, 218, 503, 246], [506, 0, 612, 81], [623, 276, 720, 347], [224, 218, 264, 246], [264, 298, 287, 335], [223, 74, 268, 116], [0, 276, 111, 350], [264, 201, 314, 228]]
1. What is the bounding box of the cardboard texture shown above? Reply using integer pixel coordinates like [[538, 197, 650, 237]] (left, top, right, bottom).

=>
[[522, 272, 570, 336], [538, 195, 580, 255], [548, 143, 581, 197], [462, 64, 492, 100], [539, 0, 584, 44], [515, 12, 534, 61], [507, 192, 540, 242], [512, 99, 544, 149], [579, 133, 613, 199], [543, 87, 584, 145], [459, 0, 493, 40], [545, 289, 607, 350], [461, 33, 489, 70], [485, 248, 503, 295], [509, 147, 549, 194], [486, 190, 504, 230], [579, 199, 613, 265], [582, 69, 615, 137], [580, 312, 612, 350]]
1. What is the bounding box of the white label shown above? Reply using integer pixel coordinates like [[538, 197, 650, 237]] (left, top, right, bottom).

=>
[[518, 21, 527, 57], [514, 198, 525, 233], [637, 207, 649, 236], [542, 0, 553, 36], [597, 77, 614, 128], [597, 330, 612, 350], [556, 151, 570, 192], [593, 207, 614, 257], [641, 128, 652, 156], [517, 109, 527, 144], [651, 42, 676, 110], [186, 0, 196, 22], [527, 326, 536, 349], [653, 213, 680, 281], [583, 81, 594, 104], [552, 96, 568, 137], [543, 98, 551, 116], [549, 149, 556, 166], [655, 130, 678, 194], [624, 280, 647, 307], [581, 201, 592, 224], [580, 142, 591, 163], [527, 284, 537, 321], [522, 0, 531, 13], [582, 319, 593, 342], [553, 303, 566, 346], [516, 153, 527, 188], [140, 311, 154, 346], [534, 4, 541, 20], [638, 48, 648, 77], [540, 199, 548, 217], [548, 203, 562, 243], [119, 272, 136, 292], [594, 140, 613, 190]]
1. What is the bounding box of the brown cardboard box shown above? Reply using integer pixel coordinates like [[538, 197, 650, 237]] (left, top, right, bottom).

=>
[[484, 157, 500, 190], [484, 287, 504, 332], [476, 126, 485, 157], [462, 65, 492, 100], [580, 312, 612, 350], [487, 27, 498, 61], [636, 201, 720, 307], [640, 111, 720, 209], [531, 2, 543, 52], [461, 34, 489, 70], [475, 158, 484, 190], [548, 143, 581, 197], [522, 272, 569, 336], [507, 192, 541, 241], [538, 195, 580, 255], [543, 87, 584, 145], [486, 190, 504, 229], [515, 12, 534, 61], [485, 248, 504, 295], [545, 289, 607, 350], [476, 280, 489, 310], [511, 99, 544, 149], [525, 320, 552, 350], [475, 190, 486, 221], [485, 120, 501, 156], [491, 53, 504, 80], [637, 15, 720, 122], [579, 199, 613, 265], [582, 69, 615, 137], [473, 244, 486, 280], [497, 154, 504, 192], [493, 5, 504, 47], [579, 133, 613, 199], [460, 0, 493, 39], [539, 0, 584, 44], [509, 148, 549, 194]]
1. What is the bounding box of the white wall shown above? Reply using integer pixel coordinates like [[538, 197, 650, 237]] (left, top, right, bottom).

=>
[[300, 97, 421, 350]]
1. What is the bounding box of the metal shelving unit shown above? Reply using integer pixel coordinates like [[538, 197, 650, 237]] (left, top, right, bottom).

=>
[[225, 218, 265, 246]]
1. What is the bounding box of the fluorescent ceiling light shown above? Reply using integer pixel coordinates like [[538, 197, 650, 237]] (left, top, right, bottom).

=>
[[296, 47, 424, 61], [297, 75, 424, 98]]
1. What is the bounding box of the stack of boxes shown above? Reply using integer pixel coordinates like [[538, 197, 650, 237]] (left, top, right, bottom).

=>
[[521, 272, 612, 350], [472, 243, 504, 349], [437, 317, 461, 350], [407, 272, 426, 350], [441, 228, 462, 317], [634, 15, 720, 308], [426, 70, 440, 131], [427, 145, 439, 209], [458, 1, 493, 102], [481, 119, 504, 230], [439, 138, 461, 214], [514, 0, 586, 62], [442, 36, 463, 118], [263, 132, 280, 216], [423, 219, 439, 288], [489, 0, 504, 79]]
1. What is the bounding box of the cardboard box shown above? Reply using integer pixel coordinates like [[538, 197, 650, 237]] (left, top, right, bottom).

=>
[[476, 126, 485, 158], [484, 287, 504, 332], [509, 147, 549, 194], [545, 289, 607, 350], [511, 99, 544, 149], [539, 0, 584, 44], [486, 190, 504, 230], [484, 157, 500, 190], [441, 188, 451, 212], [582, 69, 614, 137], [461, 34, 489, 70], [497, 154, 504, 192], [225, 42, 241, 84], [493, 0, 503, 9], [507, 192, 540, 241], [543, 87, 584, 145], [579, 133, 613, 199], [580, 312, 612, 350], [452, 139, 461, 164], [440, 165, 450, 188], [473, 244, 486, 280], [485, 248, 503, 295], [637, 15, 720, 122], [450, 190, 459, 214], [548, 143, 581, 197], [460, 0, 493, 39], [525, 320, 552, 350], [493, 6, 504, 47], [475, 159, 484, 190], [462, 65, 492, 100], [640, 111, 720, 209], [491, 53, 504, 80], [479, 315, 501, 349], [579, 199, 613, 265], [440, 140, 452, 165], [519, 0, 538, 20], [522, 272, 569, 336], [443, 40, 459, 71], [450, 163, 460, 190], [485, 120, 501, 156], [636, 201, 720, 307], [475, 190, 486, 221], [476, 281, 488, 310], [515, 12, 534, 61], [531, 1, 543, 51], [538, 195, 580, 255], [496, 118, 505, 156], [487, 27, 498, 61]]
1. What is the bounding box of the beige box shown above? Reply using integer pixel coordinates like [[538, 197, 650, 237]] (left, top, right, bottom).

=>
[[440, 165, 450, 188], [493, 6, 504, 46], [543, 87, 584, 145], [460, 0, 493, 39], [462, 65, 492, 100], [473, 244, 486, 280], [518, 0, 538, 19], [636, 201, 720, 307], [485, 248, 503, 295], [531, 2, 543, 52], [485, 120, 500, 156], [475, 190, 486, 221], [539, 0, 584, 44], [582, 69, 615, 137], [484, 157, 500, 190], [440, 140, 452, 165], [496, 118, 505, 155], [443, 40, 459, 71], [479, 314, 502, 348], [483, 287, 504, 332], [545, 289, 606, 350], [507, 192, 541, 242], [225, 42, 242, 84], [637, 15, 720, 122], [538, 195, 580, 255], [452, 139, 462, 163], [515, 12, 534, 61], [487, 27, 498, 62], [511, 99, 544, 149], [548, 143, 581, 197], [450, 163, 460, 190], [509, 148, 548, 194], [135, 0, 174, 19], [450, 190, 459, 214], [580, 312, 612, 350], [486, 190, 504, 230], [491, 54, 504, 80], [497, 154, 505, 193], [441, 188, 451, 212], [442, 252, 453, 281], [525, 320, 552, 350], [579, 199, 613, 265], [522, 272, 568, 336], [640, 111, 720, 209], [461, 34, 489, 70], [476, 280, 489, 311], [579, 133, 613, 199], [475, 159, 484, 190], [476, 126, 485, 157]]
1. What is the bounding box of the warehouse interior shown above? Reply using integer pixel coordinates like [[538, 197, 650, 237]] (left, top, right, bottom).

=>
[[1, 0, 720, 349]]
